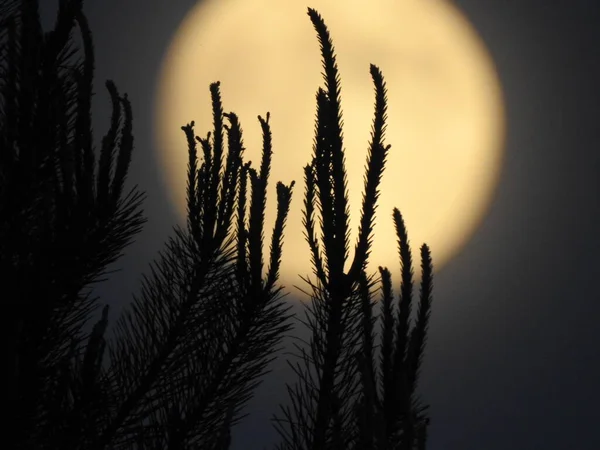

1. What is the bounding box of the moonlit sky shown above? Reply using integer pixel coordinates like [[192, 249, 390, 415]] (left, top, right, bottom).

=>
[[39, 1, 600, 449]]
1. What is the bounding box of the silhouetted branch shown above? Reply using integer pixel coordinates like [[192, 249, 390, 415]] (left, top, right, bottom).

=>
[[274, 7, 434, 450], [2, 2, 145, 448], [101, 83, 295, 449]]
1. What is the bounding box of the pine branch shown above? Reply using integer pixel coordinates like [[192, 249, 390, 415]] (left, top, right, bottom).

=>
[[275, 8, 393, 450], [2, 2, 144, 448], [275, 7, 434, 450], [102, 85, 295, 449]]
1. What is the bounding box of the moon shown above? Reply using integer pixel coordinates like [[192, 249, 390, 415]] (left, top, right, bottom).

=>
[[155, 0, 505, 288]]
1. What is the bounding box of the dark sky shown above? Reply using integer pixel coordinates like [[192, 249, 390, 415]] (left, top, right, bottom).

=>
[[40, 0, 600, 448]]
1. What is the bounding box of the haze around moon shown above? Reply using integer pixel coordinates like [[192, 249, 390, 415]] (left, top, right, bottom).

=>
[[155, 0, 505, 288]]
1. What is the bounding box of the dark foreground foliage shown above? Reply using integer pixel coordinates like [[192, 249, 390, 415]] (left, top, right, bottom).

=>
[[1, 0, 145, 447], [2, 1, 433, 449]]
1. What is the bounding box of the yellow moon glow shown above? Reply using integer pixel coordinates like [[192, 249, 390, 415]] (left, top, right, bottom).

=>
[[155, 0, 505, 287]]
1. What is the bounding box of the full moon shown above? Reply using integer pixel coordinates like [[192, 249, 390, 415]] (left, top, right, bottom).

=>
[[155, 0, 505, 288]]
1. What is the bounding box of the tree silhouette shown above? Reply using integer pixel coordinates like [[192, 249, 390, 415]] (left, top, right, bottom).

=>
[[272, 8, 433, 450], [2, 2, 434, 449], [1, 0, 144, 448]]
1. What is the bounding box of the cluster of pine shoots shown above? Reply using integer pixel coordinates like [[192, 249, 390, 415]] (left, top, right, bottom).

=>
[[2, 1, 433, 449]]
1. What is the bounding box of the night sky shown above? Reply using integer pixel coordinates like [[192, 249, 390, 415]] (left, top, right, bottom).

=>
[[39, 1, 600, 449]]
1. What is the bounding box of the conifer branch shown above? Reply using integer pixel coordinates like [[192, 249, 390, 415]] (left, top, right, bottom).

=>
[[101, 83, 295, 449], [275, 8, 434, 450], [2, 3, 145, 447]]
